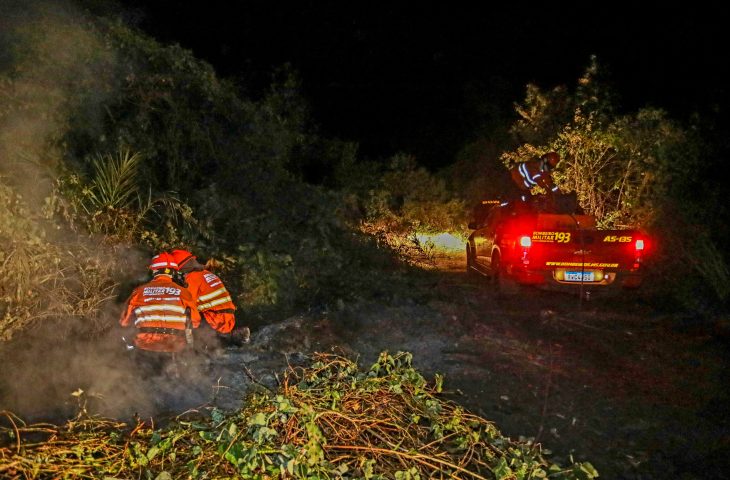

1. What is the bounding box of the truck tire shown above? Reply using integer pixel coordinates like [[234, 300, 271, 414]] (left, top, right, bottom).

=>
[[492, 252, 519, 296]]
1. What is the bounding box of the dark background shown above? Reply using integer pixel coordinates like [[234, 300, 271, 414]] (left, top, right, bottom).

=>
[[116, 1, 728, 168]]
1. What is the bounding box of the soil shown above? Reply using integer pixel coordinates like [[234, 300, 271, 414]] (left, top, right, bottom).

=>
[[1, 251, 729, 479]]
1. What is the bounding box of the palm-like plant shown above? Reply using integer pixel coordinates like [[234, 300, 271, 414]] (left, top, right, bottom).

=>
[[76, 148, 191, 245], [83, 148, 144, 213]]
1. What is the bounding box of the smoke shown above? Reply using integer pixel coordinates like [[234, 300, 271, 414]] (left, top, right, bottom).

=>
[[0, 0, 117, 204], [0, 326, 233, 421], [0, 1, 237, 424]]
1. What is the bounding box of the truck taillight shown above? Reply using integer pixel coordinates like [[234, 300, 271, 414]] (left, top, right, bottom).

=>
[[519, 236, 532, 248], [632, 238, 645, 271]]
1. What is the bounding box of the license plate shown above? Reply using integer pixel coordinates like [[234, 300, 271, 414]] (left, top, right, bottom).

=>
[[565, 271, 595, 282]]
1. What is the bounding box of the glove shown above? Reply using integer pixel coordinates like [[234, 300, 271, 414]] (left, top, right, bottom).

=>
[[218, 327, 251, 347], [232, 327, 251, 345]]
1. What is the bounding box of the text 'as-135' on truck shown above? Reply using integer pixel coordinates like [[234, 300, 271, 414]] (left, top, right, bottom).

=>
[[466, 195, 650, 297]]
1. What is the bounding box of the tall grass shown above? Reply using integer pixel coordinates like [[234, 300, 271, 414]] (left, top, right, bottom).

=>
[[0, 180, 118, 341]]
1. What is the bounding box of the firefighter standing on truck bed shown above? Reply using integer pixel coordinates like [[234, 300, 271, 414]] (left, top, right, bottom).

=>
[[119, 252, 200, 374], [169, 249, 250, 345]]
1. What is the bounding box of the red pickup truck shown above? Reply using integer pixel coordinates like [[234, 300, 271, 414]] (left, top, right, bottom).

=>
[[466, 197, 649, 296]]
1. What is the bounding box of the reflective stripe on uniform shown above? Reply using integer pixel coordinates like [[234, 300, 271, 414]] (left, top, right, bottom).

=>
[[198, 287, 228, 302], [519, 163, 537, 187], [134, 315, 187, 326], [198, 295, 233, 311], [134, 304, 186, 315]]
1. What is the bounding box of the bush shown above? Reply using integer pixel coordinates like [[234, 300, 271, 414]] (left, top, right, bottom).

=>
[[1, 7, 419, 338], [333, 154, 467, 265]]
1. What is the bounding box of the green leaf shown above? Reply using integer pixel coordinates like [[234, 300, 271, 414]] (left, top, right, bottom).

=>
[[248, 412, 268, 427], [579, 462, 599, 478], [211, 408, 225, 424], [146, 446, 159, 460]]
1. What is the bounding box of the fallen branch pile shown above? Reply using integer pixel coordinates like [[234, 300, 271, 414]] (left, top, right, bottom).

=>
[[0, 351, 598, 479]]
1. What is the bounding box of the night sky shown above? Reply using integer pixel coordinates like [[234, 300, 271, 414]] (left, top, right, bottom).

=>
[[117, 1, 728, 168]]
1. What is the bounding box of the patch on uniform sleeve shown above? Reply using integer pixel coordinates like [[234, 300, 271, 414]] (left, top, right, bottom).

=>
[[204, 272, 222, 287]]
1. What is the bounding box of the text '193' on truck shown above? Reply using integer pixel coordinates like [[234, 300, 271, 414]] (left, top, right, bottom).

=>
[[466, 194, 650, 297]]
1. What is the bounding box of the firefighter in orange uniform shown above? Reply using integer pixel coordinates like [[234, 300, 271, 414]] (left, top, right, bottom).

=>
[[119, 252, 201, 354], [509, 151, 561, 194], [169, 249, 249, 344]]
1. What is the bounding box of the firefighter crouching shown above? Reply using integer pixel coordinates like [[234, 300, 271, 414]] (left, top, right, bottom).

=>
[[119, 252, 200, 374], [169, 249, 250, 346]]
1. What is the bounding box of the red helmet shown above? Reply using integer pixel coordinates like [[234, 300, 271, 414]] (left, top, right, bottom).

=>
[[169, 249, 196, 269], [541, 151, 560, 168], [149, 252, 178, 272]]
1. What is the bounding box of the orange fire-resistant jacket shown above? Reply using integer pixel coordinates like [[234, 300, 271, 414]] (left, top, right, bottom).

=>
[[185, 270, 236, 334], [119, 275, 201, 353]]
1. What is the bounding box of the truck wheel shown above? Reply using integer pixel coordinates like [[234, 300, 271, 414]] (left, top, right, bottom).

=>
[[492, 253, 519, 296]]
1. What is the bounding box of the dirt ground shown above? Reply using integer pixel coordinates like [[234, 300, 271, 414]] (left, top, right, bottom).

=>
[[271, 252, 730, 479], [2, 251, 729, 479], [336, 253, 730, 480]]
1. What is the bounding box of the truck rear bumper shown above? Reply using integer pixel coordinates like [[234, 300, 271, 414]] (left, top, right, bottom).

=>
[[508, 266, 642, 290]]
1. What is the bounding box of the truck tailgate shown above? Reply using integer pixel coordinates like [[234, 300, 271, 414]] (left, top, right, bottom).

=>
[[527, 214, 643, 272]]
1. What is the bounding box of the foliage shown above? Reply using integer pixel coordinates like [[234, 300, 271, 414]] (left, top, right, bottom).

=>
[[446, 137, 514, 208], [333, 153, 467, 266], [378, 155, 466, 235], [511, 84, 573, 147], [79, 18, 432, 318], [550, 109, 689, 228], [0, 352, 598, 479], [56, 148, 195, 247], [0, 7, 422, 336], [0, 179, 119, 341]]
